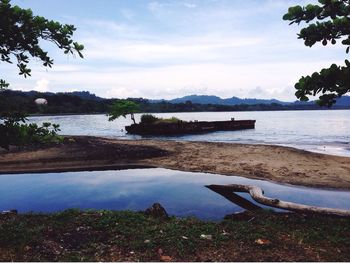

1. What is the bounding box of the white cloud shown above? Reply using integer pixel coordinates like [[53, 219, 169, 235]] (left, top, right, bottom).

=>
[[247, 86, 295, 101], [79, 19, 140, 38], [34, 78, 50, 92], [25, 59, 342, 101], [183, 2, 197, 8], [6, 0, 345, 102], [147, 1, 196, 16], [50, 65, 81, 72], [105, 86, 142, 98], [82, 35, 264, 63], [120, 9, 135, 20], [148, 1, 162, 11]]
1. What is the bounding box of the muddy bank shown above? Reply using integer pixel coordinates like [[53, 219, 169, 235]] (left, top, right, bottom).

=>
[[0, 136, 350, 189]]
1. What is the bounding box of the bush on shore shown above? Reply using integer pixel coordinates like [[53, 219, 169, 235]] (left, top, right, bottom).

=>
[[0, 113, 63, 150]]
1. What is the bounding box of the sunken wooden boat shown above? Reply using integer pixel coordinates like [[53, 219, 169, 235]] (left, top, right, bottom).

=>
[[125, 119, 256, 136]]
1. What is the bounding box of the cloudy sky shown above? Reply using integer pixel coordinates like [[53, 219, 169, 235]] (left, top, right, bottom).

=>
[[3, 0, 345, 101]]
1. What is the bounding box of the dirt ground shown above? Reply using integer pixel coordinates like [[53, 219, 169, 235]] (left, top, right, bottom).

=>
[[1, 136, 350, 189]]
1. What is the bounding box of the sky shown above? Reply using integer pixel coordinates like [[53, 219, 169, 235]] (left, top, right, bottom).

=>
[[2, 0, 346, 101]]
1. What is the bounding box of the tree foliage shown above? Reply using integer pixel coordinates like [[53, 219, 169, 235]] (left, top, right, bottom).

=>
[[0, 113, 62, 150], [108, 100, 140, 124], [140, 114, 159, 124], [0, 0, 83, 149], [283, 0, 350, 106], [0, 0, 84, 89]]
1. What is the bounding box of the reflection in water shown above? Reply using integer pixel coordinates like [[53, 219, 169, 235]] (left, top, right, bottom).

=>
[[0, 168, 350, 220]]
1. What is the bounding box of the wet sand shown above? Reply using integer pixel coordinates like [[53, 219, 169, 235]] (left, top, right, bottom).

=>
[[1, 136, 350, 189]]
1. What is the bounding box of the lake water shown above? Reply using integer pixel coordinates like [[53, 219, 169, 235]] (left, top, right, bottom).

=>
[[1, 168, 350, 220], [28, 110, 350, 156]]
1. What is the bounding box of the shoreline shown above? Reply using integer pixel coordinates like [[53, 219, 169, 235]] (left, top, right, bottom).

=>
[[1, 136, 350, 190]]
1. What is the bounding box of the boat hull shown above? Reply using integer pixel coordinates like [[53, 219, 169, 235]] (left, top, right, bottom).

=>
[[125, 120, 256, 135]]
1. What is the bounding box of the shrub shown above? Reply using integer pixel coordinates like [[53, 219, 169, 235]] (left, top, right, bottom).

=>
[[0, 113, 63, 150], [140, 114, 159, 124], [140, 114, 185, 125], [160, 117, 183, 123]]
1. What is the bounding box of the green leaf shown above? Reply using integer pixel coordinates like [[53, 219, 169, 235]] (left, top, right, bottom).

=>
[[0, 0, 84, 86], [284, 0, 350, 106]]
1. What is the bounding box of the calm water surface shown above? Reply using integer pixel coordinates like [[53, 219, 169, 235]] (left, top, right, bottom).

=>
[[1, 168, 350, 220], [28, 110, 350, 156]]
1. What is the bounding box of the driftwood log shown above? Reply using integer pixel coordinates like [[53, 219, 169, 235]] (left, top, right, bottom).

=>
[[206, 185, 263, 211], [206, 184, 350, 217]]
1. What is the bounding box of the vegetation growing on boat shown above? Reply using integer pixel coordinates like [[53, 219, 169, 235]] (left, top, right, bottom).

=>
[[140, 114, 185, 125], [140, 114, 158, 124]]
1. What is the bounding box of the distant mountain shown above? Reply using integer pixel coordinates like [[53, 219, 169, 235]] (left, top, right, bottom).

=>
[[168, 94, 291, 105], [164, 94, 350, 107], [8, 90, 350, 107], [335, 96, 350, 106], [225, 97, 290, 105], [169, 95, 224, 104]]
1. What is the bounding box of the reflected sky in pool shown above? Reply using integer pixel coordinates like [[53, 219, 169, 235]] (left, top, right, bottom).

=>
[[1, 168, 350, 220]]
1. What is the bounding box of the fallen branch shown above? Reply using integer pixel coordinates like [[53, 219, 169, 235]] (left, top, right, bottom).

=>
[[207, 184, 350, 217], [205, 185, 263, 211]]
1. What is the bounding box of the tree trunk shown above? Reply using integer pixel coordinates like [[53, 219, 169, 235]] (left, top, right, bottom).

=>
[[131, 113, 136, 124], [207, 184, 350, 217]]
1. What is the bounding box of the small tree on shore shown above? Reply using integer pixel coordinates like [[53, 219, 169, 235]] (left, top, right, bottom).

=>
[[283, 0, 350, 107], [108, 100, 140, 124]]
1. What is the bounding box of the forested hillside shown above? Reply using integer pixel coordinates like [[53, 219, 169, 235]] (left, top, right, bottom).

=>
[[1, 90, 349, 115]]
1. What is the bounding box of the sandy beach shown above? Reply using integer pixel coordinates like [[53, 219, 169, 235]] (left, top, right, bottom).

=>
[[1, 136, 350, 189]]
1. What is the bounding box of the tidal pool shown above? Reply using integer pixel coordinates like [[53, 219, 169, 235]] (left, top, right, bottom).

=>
[[1, 168, 350, 220]]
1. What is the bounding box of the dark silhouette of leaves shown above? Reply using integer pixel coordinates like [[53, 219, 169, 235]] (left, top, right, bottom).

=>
[[0, 0, 84, 89], [284, 0, 350, 106]]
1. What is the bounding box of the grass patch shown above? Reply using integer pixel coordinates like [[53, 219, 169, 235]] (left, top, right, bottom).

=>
[[0, 209, 349, 261]]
